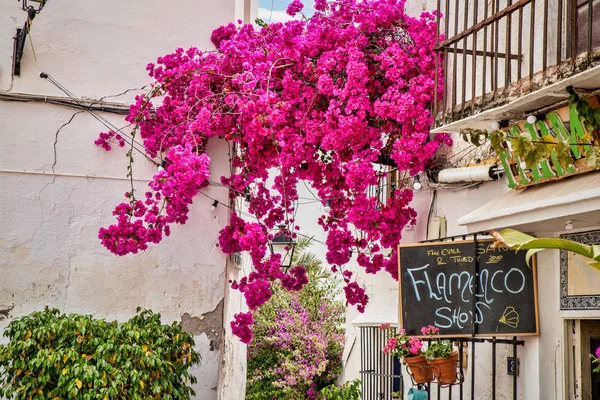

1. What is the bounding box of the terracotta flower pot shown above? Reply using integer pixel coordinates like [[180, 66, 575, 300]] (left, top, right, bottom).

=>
[[429, 351, 459, 385], [404, 355, 434, 384]]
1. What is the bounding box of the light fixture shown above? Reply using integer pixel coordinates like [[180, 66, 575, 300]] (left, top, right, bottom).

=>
[[489, 121, 500, 131], [268, 225, 296, 269], [324, 199, 331, 213], [244, 189, 251, 205], [413, 175, 422, 191], [565, 220, 574, 230], [526, 115, 537, 124], [210, 200, 219, 212]]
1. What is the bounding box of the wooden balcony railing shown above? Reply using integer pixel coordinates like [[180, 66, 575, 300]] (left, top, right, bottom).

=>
[[433, 0, 600, 128]]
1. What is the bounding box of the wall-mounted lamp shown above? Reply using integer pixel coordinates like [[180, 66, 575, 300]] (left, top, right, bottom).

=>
[[210, 200, 219, 212], [268, 225, 296, 269], [324, 199, 331, 213]]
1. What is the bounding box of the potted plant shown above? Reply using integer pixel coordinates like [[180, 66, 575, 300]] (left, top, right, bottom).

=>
[[381, 324, 432, 384], [421, 325, 458, 385]]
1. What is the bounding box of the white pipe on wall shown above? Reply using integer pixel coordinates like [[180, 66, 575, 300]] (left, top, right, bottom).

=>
[[438, 165, 502, 183]]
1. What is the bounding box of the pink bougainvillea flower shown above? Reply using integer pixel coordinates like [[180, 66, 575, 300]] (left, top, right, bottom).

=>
[[97, 0, 448, 343]]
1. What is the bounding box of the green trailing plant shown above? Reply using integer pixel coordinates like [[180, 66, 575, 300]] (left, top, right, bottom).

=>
[[490, 228, 600, 269], [0, 307, 200, 399], [319, 380, 362, 400], [459, 87, 600, 172]]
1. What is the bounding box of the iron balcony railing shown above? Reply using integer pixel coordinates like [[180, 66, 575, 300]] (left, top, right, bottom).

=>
[[433, 0, 600, 128]]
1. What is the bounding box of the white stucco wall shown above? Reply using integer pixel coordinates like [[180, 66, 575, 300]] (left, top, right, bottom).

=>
[[0, 1, 255, 398]]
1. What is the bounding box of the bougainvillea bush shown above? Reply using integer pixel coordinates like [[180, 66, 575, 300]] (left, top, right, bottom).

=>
[[246, 245, 345, 400], [97, 0, 448, 342], [0, 308, 200, 399]]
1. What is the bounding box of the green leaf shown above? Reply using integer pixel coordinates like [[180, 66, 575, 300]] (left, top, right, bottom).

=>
[[555, 141, 574, 171], [510, 134, 532, 158], [497, 229, 597, 260], [585, 147, 600, 169], [489, 131, 505, 154]]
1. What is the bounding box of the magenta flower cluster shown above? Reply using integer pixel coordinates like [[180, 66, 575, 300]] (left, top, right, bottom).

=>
[[97, 0, 447, 342], [94, 131, 125, 151]]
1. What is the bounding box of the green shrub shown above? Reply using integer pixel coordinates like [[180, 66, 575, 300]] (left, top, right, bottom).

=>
[[319, 380, 361, 400], [0, 307, 200, 399]]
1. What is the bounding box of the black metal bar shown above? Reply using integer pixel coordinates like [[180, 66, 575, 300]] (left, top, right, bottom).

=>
[[461, 0, 469, 115], [570, 0, 577, 60], [450, 48, 521, 59], [517, 7, 523, 81], [442, 0, 450, 124], [557, 0, 563, 65], [513, 336, 518, 400], [494, 0, 500, 91], [471, 0, 478, 113], [459, 340, 464, 400], [435, 0, 533, 50], [470, 339, 476, 400], [482, 0, 490, 107], [542, 0, 549, 73], [588, 0, 593, 61], [434, 0, 441, 119], [420, 231, 490, 243], [529, 0, 535, 79], [452, 0, 459, 117], [505, 0, 513, 90], [492, 338, 497, 400]]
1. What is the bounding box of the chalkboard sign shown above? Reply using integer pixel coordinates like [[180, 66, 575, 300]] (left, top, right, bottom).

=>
[[398, 240, 539, 337]]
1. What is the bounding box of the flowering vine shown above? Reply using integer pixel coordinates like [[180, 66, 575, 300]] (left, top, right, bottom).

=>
[[96, 0, 448, 342]]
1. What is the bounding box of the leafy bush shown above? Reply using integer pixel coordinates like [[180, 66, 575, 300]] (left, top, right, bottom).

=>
[[319, 380, 361, 400], [0, 308, 200, 399], [246, 237, 346, 399]]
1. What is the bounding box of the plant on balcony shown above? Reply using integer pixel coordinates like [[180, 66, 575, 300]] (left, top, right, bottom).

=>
[[94, 0, 449, 342], [0, 308, 200, 399], [459, 87, 600, 173]]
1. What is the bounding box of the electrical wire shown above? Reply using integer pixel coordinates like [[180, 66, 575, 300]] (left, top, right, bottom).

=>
[[40, 73, 159, 166]]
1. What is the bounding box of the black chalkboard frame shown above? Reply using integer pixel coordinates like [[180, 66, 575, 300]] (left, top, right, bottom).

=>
[[398, 239, 540, 338]]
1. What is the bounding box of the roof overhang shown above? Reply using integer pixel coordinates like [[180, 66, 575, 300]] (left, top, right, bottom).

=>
[[458, 172, 600, 233]]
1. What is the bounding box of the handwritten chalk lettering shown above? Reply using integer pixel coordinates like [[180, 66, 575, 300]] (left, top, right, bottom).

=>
[[434, 302, 492, 329], [406, 265, 526, 305], [476, 242, 511, 255]]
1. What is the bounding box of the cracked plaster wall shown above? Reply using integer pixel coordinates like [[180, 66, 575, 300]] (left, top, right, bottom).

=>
[[0, 1, 253, 399]]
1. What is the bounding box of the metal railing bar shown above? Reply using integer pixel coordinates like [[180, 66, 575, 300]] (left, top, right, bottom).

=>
[[505, 0, 512, 91], [513, 336, 518, 400], [482, 0, 490, 108], [529, 0, 535, 79], [471, 0, 478, 114], [442, 0, 450, 124], [517, 6, 523, 81], [461, 0, 470, 116], [588, 0, 593, 62], [543, 0, 549, 73], [434, 0, 441, 118], [570, 0, 577, 60], [434, 0, 533, 50], [449, 48, 522, 59], [558, 0, 563, 65], [452, 0, 459, 117], [494, 0, 500, 91], [492, 338, 497, 400]]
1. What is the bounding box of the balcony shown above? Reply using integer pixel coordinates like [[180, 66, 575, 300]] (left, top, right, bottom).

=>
[[433, 0, 600, 132]]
